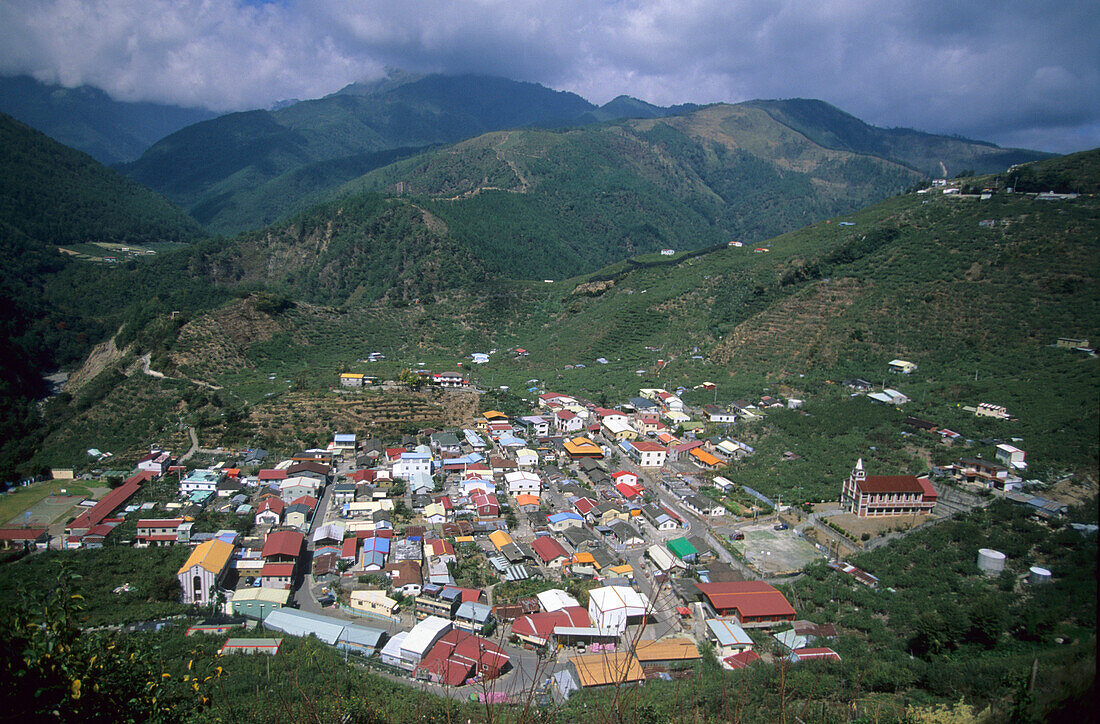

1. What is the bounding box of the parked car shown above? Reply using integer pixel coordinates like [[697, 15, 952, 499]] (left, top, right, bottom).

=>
[[773, 523, 789, 531], [731, 532, 745, 541], [319, 595, 336, 608]]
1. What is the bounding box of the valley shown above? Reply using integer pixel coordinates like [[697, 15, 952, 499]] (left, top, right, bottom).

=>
[[0, 77, 1094, 723]]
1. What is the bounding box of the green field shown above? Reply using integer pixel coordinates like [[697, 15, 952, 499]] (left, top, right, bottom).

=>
[[0, 480, 97, 524]]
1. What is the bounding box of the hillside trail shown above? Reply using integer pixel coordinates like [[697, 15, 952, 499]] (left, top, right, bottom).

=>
[[136, 352, 223, 391], [439, 132, 531, 200]]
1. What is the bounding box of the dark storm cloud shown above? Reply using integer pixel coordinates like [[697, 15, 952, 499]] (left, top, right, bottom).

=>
[[0, 0, 1096, 152]]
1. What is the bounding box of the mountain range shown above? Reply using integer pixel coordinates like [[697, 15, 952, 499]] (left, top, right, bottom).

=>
[[0, 75, 216, 165], [116, 73, 1050, 235], [0, 70, 1086, 480]]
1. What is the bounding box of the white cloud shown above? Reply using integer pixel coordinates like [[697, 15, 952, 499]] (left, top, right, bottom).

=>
[[0, 0, 1096, 151]]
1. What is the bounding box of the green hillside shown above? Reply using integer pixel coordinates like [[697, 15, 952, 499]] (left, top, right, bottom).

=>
[[0, 75, 216, 164], [334, 104, 928, 279], [0, 113, 205, 246], [746, 98, 1053, 177], [120, 74, 595, 234], [40, 150, 1096, 492], [119, 75, 1050, 239]]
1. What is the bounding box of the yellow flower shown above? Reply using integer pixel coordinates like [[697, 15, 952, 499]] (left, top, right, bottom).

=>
[[70, 680, 82, 699]]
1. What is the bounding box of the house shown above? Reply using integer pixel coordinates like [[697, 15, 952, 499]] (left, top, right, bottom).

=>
[[641, 504, 680, 532], [562, 525, 601, 550], [331, 483, 357, 504], [554, 409, 585, 433], [789, 647, 841, 663], [471, 492, 500, 517], [332, 433, 357, 453], [613, 481, 642, 501], [279, 475, 321, 503], [180, 469, 221, 495], [868, 388, 909, 405], [0, 527, 49, 550], [514, 493, 541, 511], [840, 459, 937, 517], [430, 432, 462, 456], [284, 499, 316, 530], [622, 440, 667, 468], [703, 405, 737, 423], [453, 601, 494, 632], [400, 616, 454, 670], [601, 416, 639, 442], [177, 539, 235, 605], [511, 606, 590, 647], [683, 495, 725, 518], [611, 470, 639, 488], [359, 536, 390, 571], [505, 470, 541, 496], [888, 359, 917, 374], [667, 537, 699, 562], [65, 473, 150, 540], [258, 561, 295, 589], [230, 587, 291, 621], [262, 530, 304, 562], [548, 511, 585, 532], [843, 378, 874, 392], [722, 650, 762, 670], [563, 437, 603, 460], [350, 589, 400, 620], [531, 536, 570, 568], [633, 638, 701, 669], [394, 452, 432, 481], [608, 520, 644, 546], [706, 619, 754, 657], [588, 585, 650, 634], [218, 638, 283, 656], [340, 373, 365, 388], [414, 629, 509, 686], [688, 447, 722, 470], [137, 450, 174, 476], [773, 620, 838, 652], [516, 415, 551, 437], [263, 607, 346, 645], [995, 444, 1027, 470], [569, 652, 645, 688], [385, 559, 423, 597], [136, 518, 190, 546], [951, 457, 1019, 490], [694, 581, 796, 627]]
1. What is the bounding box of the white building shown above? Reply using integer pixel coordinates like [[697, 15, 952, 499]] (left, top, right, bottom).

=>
[[180, 469, 220, 495], [995, 444, 1027, 470], [399, 616, 453, 670], [394, 452, 432, 480], [588, 586, 650, 634], [505, 470, 541, 496]]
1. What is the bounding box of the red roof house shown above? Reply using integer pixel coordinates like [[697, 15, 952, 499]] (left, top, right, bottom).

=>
[[695, 581, 796, 627], [531, 536, 569, 566], [262, 530, 304, 561]]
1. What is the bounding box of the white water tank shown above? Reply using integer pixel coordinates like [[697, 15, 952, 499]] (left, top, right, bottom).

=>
[[1028, 566, 1052, 585], [977, 548, 1006, 575]]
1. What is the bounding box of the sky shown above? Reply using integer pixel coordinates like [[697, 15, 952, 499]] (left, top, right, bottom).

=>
[[1, 0, 1097, 153]]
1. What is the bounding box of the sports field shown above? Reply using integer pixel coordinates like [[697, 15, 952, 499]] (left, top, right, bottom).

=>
[[1, 480, 98, 526], [731, 525, 824, 575]]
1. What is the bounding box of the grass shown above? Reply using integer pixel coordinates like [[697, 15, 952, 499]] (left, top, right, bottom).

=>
[[0, 480, 97, 523]]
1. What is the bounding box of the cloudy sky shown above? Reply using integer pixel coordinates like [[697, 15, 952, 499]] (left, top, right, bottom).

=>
[[1, 0, 1097, 153]]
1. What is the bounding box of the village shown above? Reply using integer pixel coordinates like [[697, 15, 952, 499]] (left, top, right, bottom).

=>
[[0, 354, 1071, 705]]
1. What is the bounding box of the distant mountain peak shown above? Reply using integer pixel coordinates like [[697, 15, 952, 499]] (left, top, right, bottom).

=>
[[333, 67, 427, 97]]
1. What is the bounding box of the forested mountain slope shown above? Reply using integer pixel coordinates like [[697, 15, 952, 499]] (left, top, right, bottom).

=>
[[120, 74, 595, 234], [0, 75, 216, 165], [119, 73, 1049, 237]]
